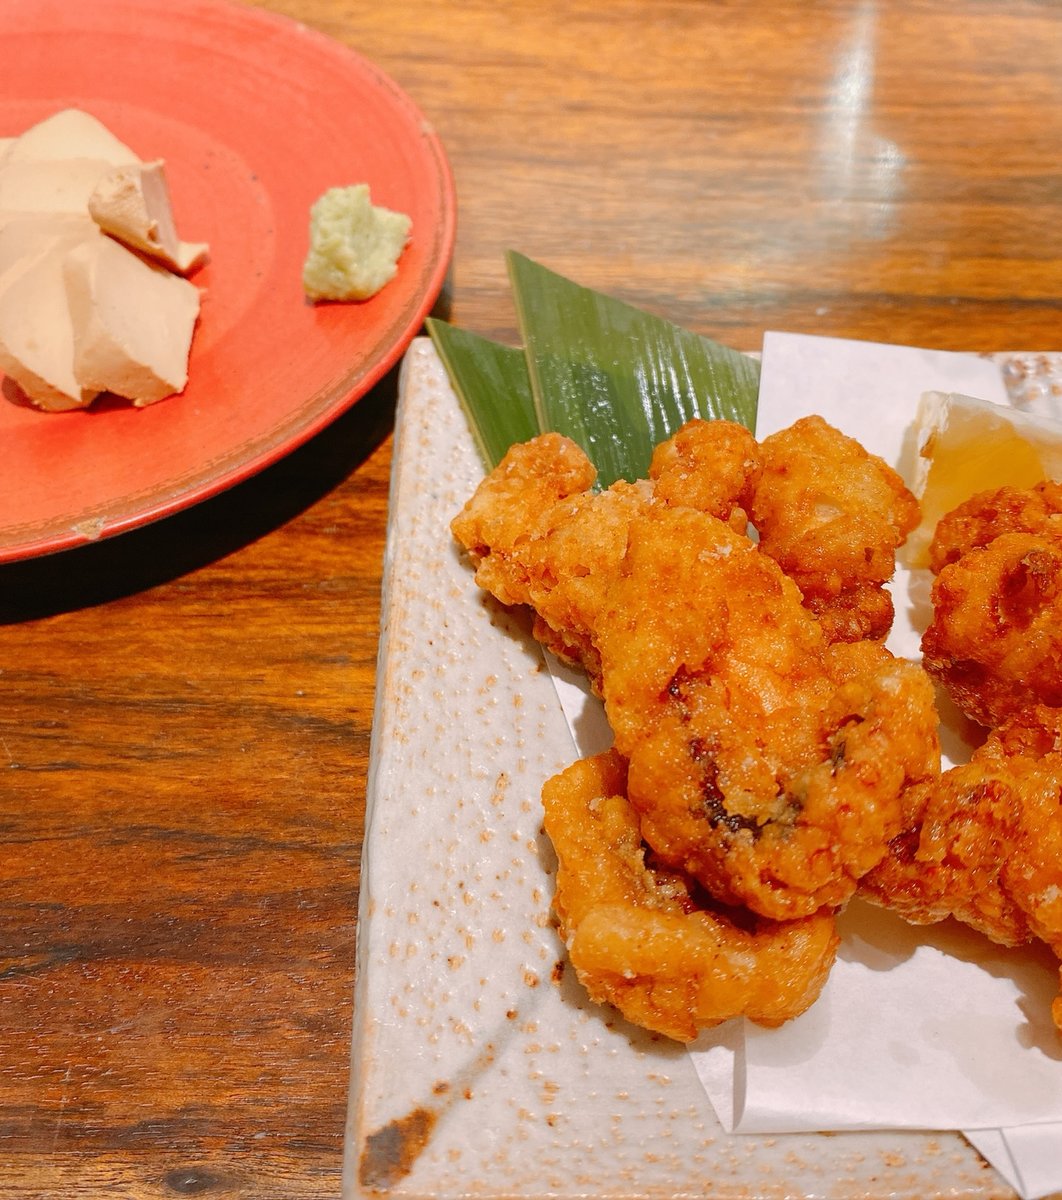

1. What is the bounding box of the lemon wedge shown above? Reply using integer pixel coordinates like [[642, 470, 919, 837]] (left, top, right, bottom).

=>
[[905, 390, 1062, 567]]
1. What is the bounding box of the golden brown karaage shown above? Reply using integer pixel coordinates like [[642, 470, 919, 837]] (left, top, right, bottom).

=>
[[648, 416, 762, 534], [861, 705, 1062, 1030], [751, 415, 920, 643], [922, 530, 1062, 727], [929, 480, 1062, 573], [543, 749, 839, 1041], [919, 481, 1062, 727]]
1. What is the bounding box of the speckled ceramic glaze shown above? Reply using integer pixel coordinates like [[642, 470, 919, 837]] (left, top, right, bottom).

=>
[[343, 338, 1040, 1200]]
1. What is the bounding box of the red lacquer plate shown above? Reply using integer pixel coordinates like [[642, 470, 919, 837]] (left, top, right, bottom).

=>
[[0, 0, 456, 562]]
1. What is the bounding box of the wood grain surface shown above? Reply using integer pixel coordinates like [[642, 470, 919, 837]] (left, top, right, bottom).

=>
[[2, 1, 1060, 1197]]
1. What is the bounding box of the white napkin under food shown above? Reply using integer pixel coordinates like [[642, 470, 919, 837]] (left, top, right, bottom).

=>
[[546, 334, 1062, 1199]]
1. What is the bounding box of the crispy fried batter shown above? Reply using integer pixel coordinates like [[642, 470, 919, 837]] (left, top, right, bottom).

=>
[[451, 434, 649, 685], [921, 531, 1062, 727], [648, 417, 762, 533], [921, 482, 1062, 727], [929, 480, 1062, 573], [452, 422, 941, 922], [542, 750, 839, 1041], [861, 705, 1062, 1029], [597, 508, 939, 919], [751, 416, 920, 642]]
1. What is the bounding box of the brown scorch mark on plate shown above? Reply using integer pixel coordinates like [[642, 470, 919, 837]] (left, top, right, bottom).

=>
[[358, 1105, 438, 1191]]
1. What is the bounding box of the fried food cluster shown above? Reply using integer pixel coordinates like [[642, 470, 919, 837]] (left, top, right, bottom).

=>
[[453, 415, 938, 1039], [858, 478, 1062, 1033], [543, 750, 839, 1042], [861, 705, 1062, 1028], [922, 483, 1062, 727]]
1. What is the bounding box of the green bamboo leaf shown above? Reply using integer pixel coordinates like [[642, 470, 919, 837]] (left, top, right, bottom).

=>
[[426, 318, 538, 470], [508, 252, 760, 488]]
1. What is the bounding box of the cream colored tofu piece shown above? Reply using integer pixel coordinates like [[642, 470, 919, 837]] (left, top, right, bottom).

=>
[[0, 110, 202, 413], [0, 212, 96, 275], [302, 184, 412, 301], [0, 223, 103, 411], [65, 234, 200, 406], [0, 157, 123, 216], [88, 160, 208, 275], [6, 108, 139, 166]]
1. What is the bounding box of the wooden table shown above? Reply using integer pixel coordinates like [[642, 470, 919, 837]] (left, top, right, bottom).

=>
[[2, 1, 1060, 1196]]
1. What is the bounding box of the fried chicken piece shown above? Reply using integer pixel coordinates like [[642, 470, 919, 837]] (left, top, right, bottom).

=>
[[450, 431, 599, 610], [601, 514, 940, 918], [452, 435, 648, 686], [451, 421, 761, 687], [542, 749, 839, 1041], [750, 415, 920, 642], [453, 423, 941, 920], [929, 480, 1062, 573], [861, 705, 1062, 1030], [921, 531, 1062, 727], [648, 417, 762, 534]]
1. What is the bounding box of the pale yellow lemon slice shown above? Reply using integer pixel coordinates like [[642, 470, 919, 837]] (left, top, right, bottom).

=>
[[905, 390, 1062, 567]]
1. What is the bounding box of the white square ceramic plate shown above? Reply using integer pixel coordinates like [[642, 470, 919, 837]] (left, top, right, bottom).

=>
[[343, 337, 1062, 1200]]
